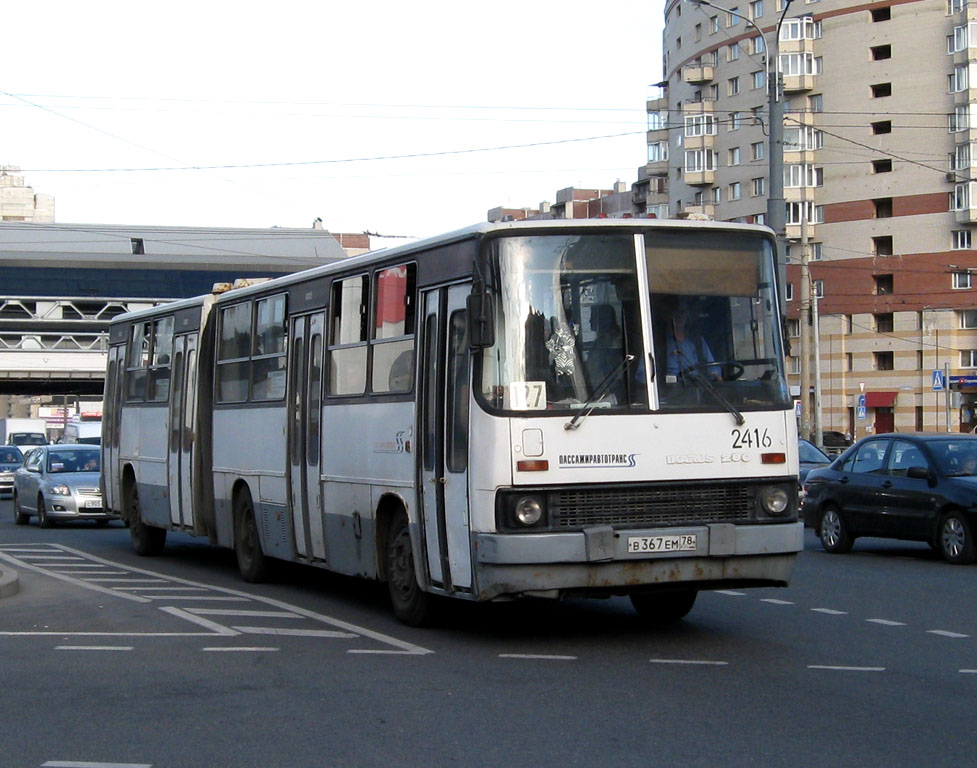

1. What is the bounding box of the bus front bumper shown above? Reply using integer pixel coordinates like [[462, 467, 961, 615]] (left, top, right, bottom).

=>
[[471, 521, 803, 601]]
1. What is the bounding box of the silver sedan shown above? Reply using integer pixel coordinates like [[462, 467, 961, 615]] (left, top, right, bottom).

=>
[[12, 445, 117, 527]]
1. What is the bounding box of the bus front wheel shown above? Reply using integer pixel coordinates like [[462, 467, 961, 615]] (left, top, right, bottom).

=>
[[126, 484, 166, 556], [385, 513, 434, 627], [234, 489, 268, 583], [630, 589, 697, 626]]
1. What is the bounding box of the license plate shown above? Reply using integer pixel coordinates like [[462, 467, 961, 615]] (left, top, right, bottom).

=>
[[627, 534, 697, 554], [84, 499, 102, 509]]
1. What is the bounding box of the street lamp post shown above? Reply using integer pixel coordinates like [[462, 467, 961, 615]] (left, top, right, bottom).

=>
[[684, 0, 792, 306]]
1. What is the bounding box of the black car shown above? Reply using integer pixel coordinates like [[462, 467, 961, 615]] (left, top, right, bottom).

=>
[[802, 432, 977, 564]]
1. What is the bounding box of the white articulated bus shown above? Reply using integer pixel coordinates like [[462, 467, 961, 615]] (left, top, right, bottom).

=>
[[102, 219, 803, 625]]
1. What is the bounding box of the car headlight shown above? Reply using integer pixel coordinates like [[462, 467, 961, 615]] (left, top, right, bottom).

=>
[[50, 485, 71, 496], [759, 486, 789, 516], [514, 496, 544, 526]]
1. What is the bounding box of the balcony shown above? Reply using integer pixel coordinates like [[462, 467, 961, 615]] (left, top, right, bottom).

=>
[[683, 65, 715, 84], [782, 73, 816, 93], [684, 169, 715, 186], [684, 204, 716, 218]]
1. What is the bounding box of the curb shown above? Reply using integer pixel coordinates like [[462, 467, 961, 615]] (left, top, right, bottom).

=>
[[0, 566, 20, 599]]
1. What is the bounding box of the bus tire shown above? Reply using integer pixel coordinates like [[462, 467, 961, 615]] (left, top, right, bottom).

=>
[[234, 488, 268, 583], [385, 513, 434, 627], [126, 484, 166, 556], [630, 589, 697, 626]]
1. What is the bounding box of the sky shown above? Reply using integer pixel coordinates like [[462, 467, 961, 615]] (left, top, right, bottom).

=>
[[2, 1, 665, 243]]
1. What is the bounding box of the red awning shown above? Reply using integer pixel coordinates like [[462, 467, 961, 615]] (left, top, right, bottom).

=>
[[865, 391, 898, 408]]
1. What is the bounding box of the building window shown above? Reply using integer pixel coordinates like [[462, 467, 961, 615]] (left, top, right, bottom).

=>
[[711, 15, 719, 32], [874, 275, 894, 295], [751, 141, 765, 160], [962, 350, 977, 368], [814, 279, 824, 299], [730, 112, 742, 130], [875, 351, 894, 370], [786, 201, 822, 224], [873, 159, 893, 173], [685, 150, 718, 172], [875, 312, 894, 332], [684, 114, 717, 136], [960, 309, 977, 328], [809, 93, 823, 112], [728, 43, 740, 61], [844, 314, 853, 334], [951, 183, 971, 210], [874, 198, 893, 218], [872, 236, 894, 257], [728, 77, 740, 96], [953, 230, 972, 249], [728, 182, 742, 200], [871, 44, 892, 60], [871, 6, 891, 21], [950, 105, 970, 133], [784, 163, 823, 187], [727, 7, 741, 26], [752, 71, 766, 89], [695, 23, 702, 41], [787, 318, 800, 337], [751, 0, 763, 17], [779, 52, 822, 76], [811, 242, 823, 260], [953, 271, 973, 289], [871, 82, 892, 98], [917, 350, 924, 370], [784, 126, 823, 151], [790, 356, 800, 374], [780, 16, 820, 39], [728, 147, 741, 166], [130, 238, 145, 255], [950, 64, 969, 93], [752, 177, 765, 196], [872, 120, 892, 134], [846, 352, 853, 372], [786, 283, 794, 301], [751, 36, 765, 55]]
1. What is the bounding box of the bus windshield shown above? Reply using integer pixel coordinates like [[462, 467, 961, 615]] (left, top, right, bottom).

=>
[[476, 228, 790, 414]]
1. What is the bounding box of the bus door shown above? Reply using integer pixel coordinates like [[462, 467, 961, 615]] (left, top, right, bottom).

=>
[[167, 333, 197, 527], [287, 312, 326, 561], [419, 284, 472, 592], [103, 344, 125, 513]]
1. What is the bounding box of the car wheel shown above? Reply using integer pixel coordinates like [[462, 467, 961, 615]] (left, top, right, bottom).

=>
[[234, 488, 268, 583], [37, 495, 53, 529], [630, 590, 698, 626], [939, 511, 976, 565], [385, 512, 434, 627], [125, 483, 166, 556], [818, 504, 853, 554], [12, 493, 29, 525]]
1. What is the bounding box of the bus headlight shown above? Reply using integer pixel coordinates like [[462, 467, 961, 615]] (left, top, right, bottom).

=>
[[514, 496, 544, 526], [759, 486, 789, 516]]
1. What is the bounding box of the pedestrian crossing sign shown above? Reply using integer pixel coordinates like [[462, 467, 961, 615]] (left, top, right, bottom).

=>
[[933, 370, 945, 391]]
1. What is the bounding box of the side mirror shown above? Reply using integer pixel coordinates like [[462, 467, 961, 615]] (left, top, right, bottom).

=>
[[467, 292, 495, 349]]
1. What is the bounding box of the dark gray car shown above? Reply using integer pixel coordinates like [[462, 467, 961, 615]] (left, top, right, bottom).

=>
[[12, 445, 116, 527]]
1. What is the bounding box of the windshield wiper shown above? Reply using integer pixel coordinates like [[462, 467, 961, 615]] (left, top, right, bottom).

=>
[[564, 355, 634, 431], [682, 365, 745, 426]]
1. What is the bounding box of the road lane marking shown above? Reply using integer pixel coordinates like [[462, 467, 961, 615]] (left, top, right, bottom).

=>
[[55, 646, 134, 651], [158, 607, 240, 636], [498, 654, 577, 660], [959, 669, 977, 674], [808, 665, 885, 672], [135, 595, 252, 601], [0, 551, 152, 603], [43, 762, 151, 767], [867, 619, 906, 626], [649, 659, 728, 666], [928, 630, 970, 638], [811, 608, 847, 615], [761, 599, 794, 605], [716, 590, 746, 596], [232, 626, 357, 638], [188, 609, 304, 618], [203, 647, 279, 653], [112, 587, 208, 592], [86, 579, 169, 583]]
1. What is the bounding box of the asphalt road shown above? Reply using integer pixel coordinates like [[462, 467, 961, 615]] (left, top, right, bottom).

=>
[[1, 499, 975, 768]]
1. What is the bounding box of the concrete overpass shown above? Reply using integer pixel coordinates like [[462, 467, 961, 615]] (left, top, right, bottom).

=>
[[0, 222, 350, 403]]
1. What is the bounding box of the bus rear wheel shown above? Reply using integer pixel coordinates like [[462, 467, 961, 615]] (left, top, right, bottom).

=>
[[234, 488, 268, 583], [126, 483, 166, 556], [630, 590, 697, 626], [385, 513, 434, 627]]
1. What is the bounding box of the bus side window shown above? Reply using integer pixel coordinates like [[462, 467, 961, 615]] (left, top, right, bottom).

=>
[[371, 264, 416, 394], [216, 302, 252, 403], [446, 309, 469, 472], [328, 275, 369, 396]]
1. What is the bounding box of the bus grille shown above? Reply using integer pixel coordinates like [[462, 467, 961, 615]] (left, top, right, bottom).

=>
[[551, 484, 753, 528]]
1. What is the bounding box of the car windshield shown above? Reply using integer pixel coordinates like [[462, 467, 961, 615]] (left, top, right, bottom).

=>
[[930, 440, 977, 476], [799, 440, 830, 463], [1, 447, 23, 464], [47, 450, 100, 473]]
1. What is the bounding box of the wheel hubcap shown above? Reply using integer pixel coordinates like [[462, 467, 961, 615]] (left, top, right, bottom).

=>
[[943, 518, 965, 558], [821, 511, 840, 547]]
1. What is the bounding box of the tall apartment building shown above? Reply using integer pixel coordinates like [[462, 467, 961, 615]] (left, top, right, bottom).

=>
[[648, 0, 977, 439], [0, 166, 54, 222]]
